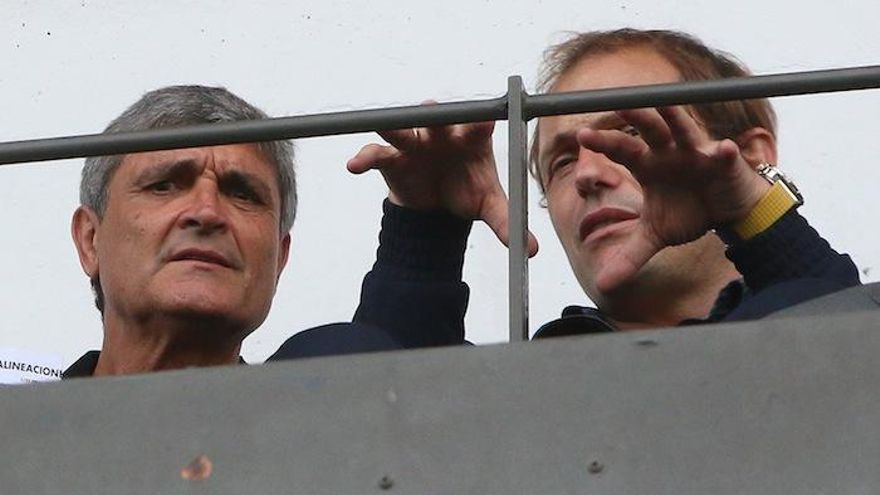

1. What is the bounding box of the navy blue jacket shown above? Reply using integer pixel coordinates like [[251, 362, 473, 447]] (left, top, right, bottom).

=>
[[271, 203, 472, 359], [296, 200, 860, 347]]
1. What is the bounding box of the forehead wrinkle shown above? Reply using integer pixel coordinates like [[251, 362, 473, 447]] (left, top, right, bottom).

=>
[[539, 111, 614, 162], [563, 110, 623, 130], [544, 107, 627, 141]]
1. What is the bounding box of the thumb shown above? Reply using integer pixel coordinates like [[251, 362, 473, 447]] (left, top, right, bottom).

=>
[[346, 143, 398, 174], [594, 227, 659, 294]]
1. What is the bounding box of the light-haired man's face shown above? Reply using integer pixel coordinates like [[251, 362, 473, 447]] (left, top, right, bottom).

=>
[[73, 144, 290, 337], [536, 47, 717, 305]]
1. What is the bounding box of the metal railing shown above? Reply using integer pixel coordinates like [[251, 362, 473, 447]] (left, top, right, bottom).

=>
[[2, 65, 879, 341]]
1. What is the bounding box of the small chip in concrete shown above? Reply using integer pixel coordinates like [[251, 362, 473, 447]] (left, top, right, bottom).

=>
[[181, 454, 213, 481], [378, 474, 394, 490]]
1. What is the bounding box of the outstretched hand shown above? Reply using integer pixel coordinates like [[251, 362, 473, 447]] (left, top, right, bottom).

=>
[[348, 107, 538, 257], [577, 105, 769, 291]]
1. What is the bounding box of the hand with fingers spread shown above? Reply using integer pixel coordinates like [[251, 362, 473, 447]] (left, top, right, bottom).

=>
[[348, 108, 538, 256], [577, 105, 770, 291]]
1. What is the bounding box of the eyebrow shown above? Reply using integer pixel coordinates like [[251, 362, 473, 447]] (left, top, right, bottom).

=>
[[538, 112, 627, 166], [132, 159, 275, 202], [539, 128, 578, 170], [134, 158, 199, 184]]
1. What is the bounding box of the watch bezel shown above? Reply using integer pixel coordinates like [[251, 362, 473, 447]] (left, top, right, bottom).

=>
[[756, 163, 804, 206]]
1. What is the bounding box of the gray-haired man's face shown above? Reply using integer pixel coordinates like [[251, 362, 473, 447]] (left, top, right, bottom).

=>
[[73, 143, 290, 336]]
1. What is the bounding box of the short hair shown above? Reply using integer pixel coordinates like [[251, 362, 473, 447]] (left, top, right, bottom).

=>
[[80, 85, 297, 314], [529, 28, 777, 192]]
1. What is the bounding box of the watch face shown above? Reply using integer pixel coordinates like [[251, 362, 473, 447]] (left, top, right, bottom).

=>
[[757, 164, 804, 206]]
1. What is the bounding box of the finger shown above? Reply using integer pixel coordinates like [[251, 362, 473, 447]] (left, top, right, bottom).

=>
[[377, 128, 421, 152], [425, 122, 456, 144], [657, 106, 704, 149], [593, 227, 661, 294], [618, 108, 673, 149], [346, 143, 400, 174], [577, 128, 648, 175], [713, 138, 742, 167], [458, 120, 496, 144], [415, 100, 457, 144], [482, 194, 540, 258]]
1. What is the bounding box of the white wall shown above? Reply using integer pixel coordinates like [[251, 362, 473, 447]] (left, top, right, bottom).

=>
[[1, 0, 877, 366]]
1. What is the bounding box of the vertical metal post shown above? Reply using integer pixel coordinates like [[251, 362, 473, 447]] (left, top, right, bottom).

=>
[[507, 76, 529, 342]]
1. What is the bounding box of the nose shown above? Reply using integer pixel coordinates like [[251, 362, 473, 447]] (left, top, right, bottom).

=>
[[572, 146, 625, 197], [178, 180, 228, 234]]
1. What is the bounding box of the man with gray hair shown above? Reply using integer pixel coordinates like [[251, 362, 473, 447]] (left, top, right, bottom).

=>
[[66, 85, 404, 377]]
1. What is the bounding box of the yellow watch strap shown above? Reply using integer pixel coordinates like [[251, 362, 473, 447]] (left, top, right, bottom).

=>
[[732, 181, 798, 240]]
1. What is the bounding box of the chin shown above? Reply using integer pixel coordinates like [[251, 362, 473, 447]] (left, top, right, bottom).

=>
[[575, 258, 650, 304], [161, 289, 246, 319]]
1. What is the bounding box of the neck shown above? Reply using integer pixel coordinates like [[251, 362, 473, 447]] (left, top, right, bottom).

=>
[[597, 235, 741, 330], [94, 311, 243, 376]]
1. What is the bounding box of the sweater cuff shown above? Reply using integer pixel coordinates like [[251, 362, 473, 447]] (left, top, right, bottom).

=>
[[725, 209, 837, 291], [375, 199, 472, 281]]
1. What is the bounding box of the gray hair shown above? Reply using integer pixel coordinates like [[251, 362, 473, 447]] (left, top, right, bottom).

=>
[[80, 85, 296, 315], [80, 85, 297, 232]]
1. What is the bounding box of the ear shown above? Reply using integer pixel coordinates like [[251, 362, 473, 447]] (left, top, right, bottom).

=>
[[735, 127, 778, 169], [276, 232, 291, 283], [71, 206, 101, 279]]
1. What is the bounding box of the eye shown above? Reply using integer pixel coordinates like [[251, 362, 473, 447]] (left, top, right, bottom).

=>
[[227, 185, 262, 204], [232, 189, 255, 202], [548, 155, 576, 179], [147, 180, 176, 193]]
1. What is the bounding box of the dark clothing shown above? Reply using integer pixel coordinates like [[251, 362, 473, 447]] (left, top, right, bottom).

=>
[[358, 201, 861, 342], [348, 202, 471, 348], [63, 352, 250, 379], [268, 204, 473, 365], [63, 322, 402, 379], [269, 322, 409, 359], [63, 351, 101, 378]]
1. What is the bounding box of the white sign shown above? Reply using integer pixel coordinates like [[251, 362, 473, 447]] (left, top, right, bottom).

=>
[[0, 348, 63, 385]]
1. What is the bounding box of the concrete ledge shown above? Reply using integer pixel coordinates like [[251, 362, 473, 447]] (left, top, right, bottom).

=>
[[2, 309, 879, 494]]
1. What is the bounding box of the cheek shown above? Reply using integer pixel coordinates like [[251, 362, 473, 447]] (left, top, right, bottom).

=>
[[547, 201, 574, 246], [243, 229, 283, 275], [614, 166, 643, 194]]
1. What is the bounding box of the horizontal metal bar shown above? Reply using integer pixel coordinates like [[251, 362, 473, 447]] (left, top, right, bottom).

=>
[[1, 65, 878, 166], [525, 65, 880, 119], [0, 97, 507, 166]]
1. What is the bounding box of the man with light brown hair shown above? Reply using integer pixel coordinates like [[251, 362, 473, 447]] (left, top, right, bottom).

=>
[[349, 28, 859, 339]]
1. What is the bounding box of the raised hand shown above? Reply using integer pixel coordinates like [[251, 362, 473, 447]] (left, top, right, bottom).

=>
[[348, 106, 538, 256], [577, 105, 770, 291]]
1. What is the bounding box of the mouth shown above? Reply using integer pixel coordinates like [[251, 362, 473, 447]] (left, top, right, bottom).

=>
[[578, 207, 640, 242], [168, 248, 234, 268]]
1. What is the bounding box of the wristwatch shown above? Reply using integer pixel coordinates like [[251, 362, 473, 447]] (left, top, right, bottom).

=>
[[755, 163, 804, 207], [729, 163, 804, 241]]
